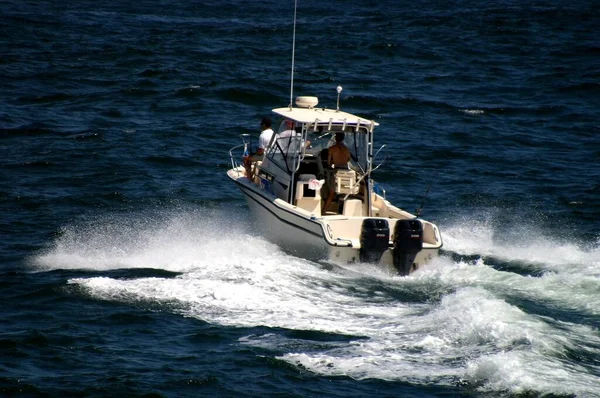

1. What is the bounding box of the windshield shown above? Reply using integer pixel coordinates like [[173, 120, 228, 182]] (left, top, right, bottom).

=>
[[264, 119, 303, 173], [306, 129, 368, 172], [265, 120, 371, 174]]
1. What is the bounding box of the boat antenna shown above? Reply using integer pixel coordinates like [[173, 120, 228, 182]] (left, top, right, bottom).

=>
[[336, 85, 343, 111], [415, 182, 432, 218], [289, 0, 298, 109]]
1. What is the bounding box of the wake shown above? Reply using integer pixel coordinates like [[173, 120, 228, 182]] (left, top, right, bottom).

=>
[[30, 207, 269, 273], [442, 215, 600, 276], [27, 207, 600, 396]]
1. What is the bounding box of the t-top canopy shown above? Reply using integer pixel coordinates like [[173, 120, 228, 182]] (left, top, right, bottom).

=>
[[272, 106, 379, 131]]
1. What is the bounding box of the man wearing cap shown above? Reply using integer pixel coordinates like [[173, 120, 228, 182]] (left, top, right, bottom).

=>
[[244, 117, 274, 179]]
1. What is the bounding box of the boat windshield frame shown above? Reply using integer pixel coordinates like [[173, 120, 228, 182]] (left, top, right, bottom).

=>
[[268, 107, 378, 177], [263, 119, 305, 174], [264, 120, 374, 175]]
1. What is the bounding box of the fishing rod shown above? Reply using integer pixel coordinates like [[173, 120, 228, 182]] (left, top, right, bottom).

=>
[[415, 107, 437, 218], [415, 182, 432, 218]]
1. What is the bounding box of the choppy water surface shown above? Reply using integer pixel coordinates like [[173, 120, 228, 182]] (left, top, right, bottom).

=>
[[1, 0, 599, 396]]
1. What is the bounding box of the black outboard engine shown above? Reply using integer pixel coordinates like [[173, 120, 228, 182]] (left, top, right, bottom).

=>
[[360, 219, 390, 263], [393, 219, 423, 276]]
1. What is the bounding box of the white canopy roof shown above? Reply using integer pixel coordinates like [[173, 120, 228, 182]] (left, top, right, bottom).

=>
[[272, 106, 379, 128]]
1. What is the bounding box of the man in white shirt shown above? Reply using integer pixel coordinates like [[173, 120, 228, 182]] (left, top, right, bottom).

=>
[[276, 119, 311, 153], [244, 117, 274, 179], [256, 117, 274, 154]]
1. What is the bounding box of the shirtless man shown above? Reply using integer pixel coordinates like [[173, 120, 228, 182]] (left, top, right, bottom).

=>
[[322, 133, 351, 213], [328, 133, 351, 167]]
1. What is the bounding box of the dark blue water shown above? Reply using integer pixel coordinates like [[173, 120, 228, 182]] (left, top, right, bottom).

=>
[[2, 0, 599, 396]]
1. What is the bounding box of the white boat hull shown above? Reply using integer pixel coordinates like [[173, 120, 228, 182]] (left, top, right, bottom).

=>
[[229, 169, 441, 273]]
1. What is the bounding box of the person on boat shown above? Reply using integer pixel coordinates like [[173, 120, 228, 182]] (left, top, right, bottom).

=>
[[322, 133, 351, 213], [275, 119, 311, 153], [275, 120, 298, 152], [244, 117, 274, 179]]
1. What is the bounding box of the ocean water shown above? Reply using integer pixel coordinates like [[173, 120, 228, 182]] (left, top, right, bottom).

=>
[[1, 0, 599, 396]]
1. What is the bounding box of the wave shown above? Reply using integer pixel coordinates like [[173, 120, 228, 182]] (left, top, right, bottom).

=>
[[174, 85, 205, 98], [213, 87, 281, 106], [16, 93, 74, 104], [557, 81, 600, 93], [119, 87, 160, 97], [65, 259, 600, 396], [460, 109, 484, 115], [0, 124, 65, 137], [29, 207, 600, 395], [442, 215, 600, 277], [30, 208, 256, 273], [139, 68, 181, 78]]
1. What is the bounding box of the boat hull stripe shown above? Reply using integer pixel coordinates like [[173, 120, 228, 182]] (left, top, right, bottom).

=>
[[234, 179, 326, 241]]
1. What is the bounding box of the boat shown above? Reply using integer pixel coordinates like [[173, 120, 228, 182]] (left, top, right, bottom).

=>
[[226, 1, 442, 275], [227, 91, 443, 275]]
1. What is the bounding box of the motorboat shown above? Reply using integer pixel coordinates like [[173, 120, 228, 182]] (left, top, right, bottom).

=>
[[227, 92, 443, 275], [227, 0, 441, 275]]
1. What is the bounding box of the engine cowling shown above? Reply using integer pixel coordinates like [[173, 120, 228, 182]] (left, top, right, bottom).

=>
[[359, 218, 390, 263], [393, 219, 423, 276]]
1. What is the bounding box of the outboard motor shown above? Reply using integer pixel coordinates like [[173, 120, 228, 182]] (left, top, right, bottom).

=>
[[393, 219, 423, 276], [360, 219, 390, 263]]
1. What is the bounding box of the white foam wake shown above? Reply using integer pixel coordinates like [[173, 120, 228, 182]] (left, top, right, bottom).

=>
[[442, 216, 600, 276], [31, 208, 267, 272], [31, 208, 600, 396]]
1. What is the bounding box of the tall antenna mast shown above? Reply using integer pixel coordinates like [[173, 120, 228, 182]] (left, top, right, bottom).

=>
[[289, 0, 298, 109]]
